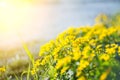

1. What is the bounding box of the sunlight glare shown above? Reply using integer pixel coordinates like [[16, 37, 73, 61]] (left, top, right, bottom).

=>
[[0, 0, 32, 33], [0, 0, 35, 48]]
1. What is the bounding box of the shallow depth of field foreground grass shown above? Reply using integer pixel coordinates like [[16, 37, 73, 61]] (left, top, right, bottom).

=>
[[0, 14, 120, 80]]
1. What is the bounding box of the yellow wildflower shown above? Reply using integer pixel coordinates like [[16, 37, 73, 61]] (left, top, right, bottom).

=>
[[90, 53, 95, 57], [77, 76, 86, 80], [31, 67, 38, 75], [60, 66, 69, 74], [53, 47, 60, 55], [55, 56, 71, 70], [34, 59, 40, 67], [0, 66, 6, 72], [76, 71, 82, 77], [89, 53, 95, 61], [97, 45, 102, 49], [72, 41, 78, 47], [55, 60, 64, 70], [40, 55, 50, 65], [67, 27, 75, 35], [82, 46, 91, 59], [99, 33, 106, 40], [89, 39, 96, 46], [77, 60, 89, 71], [100, 54, 110, 61], [100, 68, 111, 80], [72, 47, 81, 60], [106, 47, 116, 55], [111, 43, 118, 49], [105, 44, 110, 48], [73, 52, 81, 61], [40, 59, 46, 65], [107, 28, 117, 36]]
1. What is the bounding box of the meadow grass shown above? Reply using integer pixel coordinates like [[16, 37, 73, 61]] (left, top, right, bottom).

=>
[[0, 40, 46, 80]]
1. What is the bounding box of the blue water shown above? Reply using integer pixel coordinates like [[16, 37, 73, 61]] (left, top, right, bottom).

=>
[[0, 0, 120, 49], [35, 0, 120, 40]]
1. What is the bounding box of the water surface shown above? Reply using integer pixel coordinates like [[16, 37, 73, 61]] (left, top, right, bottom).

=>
[[0, 0, 120, 49]]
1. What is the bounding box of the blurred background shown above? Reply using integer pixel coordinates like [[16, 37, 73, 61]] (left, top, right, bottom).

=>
[[0, 0, 120, 66]]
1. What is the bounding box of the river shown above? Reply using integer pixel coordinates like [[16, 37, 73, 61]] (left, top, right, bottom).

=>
[[0, 0, 120, 49]]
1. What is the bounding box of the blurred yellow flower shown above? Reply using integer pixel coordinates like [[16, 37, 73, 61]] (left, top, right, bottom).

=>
[[60, 66, 69, 74], [31, 67, 39, 75], [106, 47, 116, 55], [95, 14, 108, 23], [77, 76, 86, 80], [0, 66, 6, 72], [55, 56, 71, 70], [97, 45, 102, 49], [77, 60, 89, 71], [76, 71, 82, 77], [111, 43, 118, 49], [34, 59, 40, 67], [100, 54, 110, 61], [100, 68, 111, 80], [72, 47, 81, 60]]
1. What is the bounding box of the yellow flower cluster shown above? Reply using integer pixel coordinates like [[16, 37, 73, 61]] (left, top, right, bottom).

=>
[[36, 14, 120, 80], [31, 59, 40, 75], [38, 25, 120, 79], [0, 66, 6, 76]]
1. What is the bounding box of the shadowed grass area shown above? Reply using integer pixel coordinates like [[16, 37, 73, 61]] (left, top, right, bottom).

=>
[[0, 39, 46, 65], [0, 40, 46, 80]]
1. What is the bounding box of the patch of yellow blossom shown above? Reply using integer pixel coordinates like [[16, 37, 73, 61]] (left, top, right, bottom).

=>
[[105, 48, 116, 55], [55, 56, 71, 70], [72, 47, 81, 60], [77, 60, 89, 71], [60, 66, 69, 74], [89, 39, 97, 46], [34, 59, 40, 67], [82, 46, 92, 59], [39, 40, 54, 56], [111, 43, 118, 49], [37, 14, 120, 79], [100, 68, 111, 80], [31, 67, 39, 75], [77, 76, 86, 80], [31, 59, 40, 75], [105, 44, 117, 55], [76, 71, 82, 77], [0, 66, 6, 73], [96, 45, 102, 49], [40, 55, 50, 65], [100, 54, 110, 61]]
